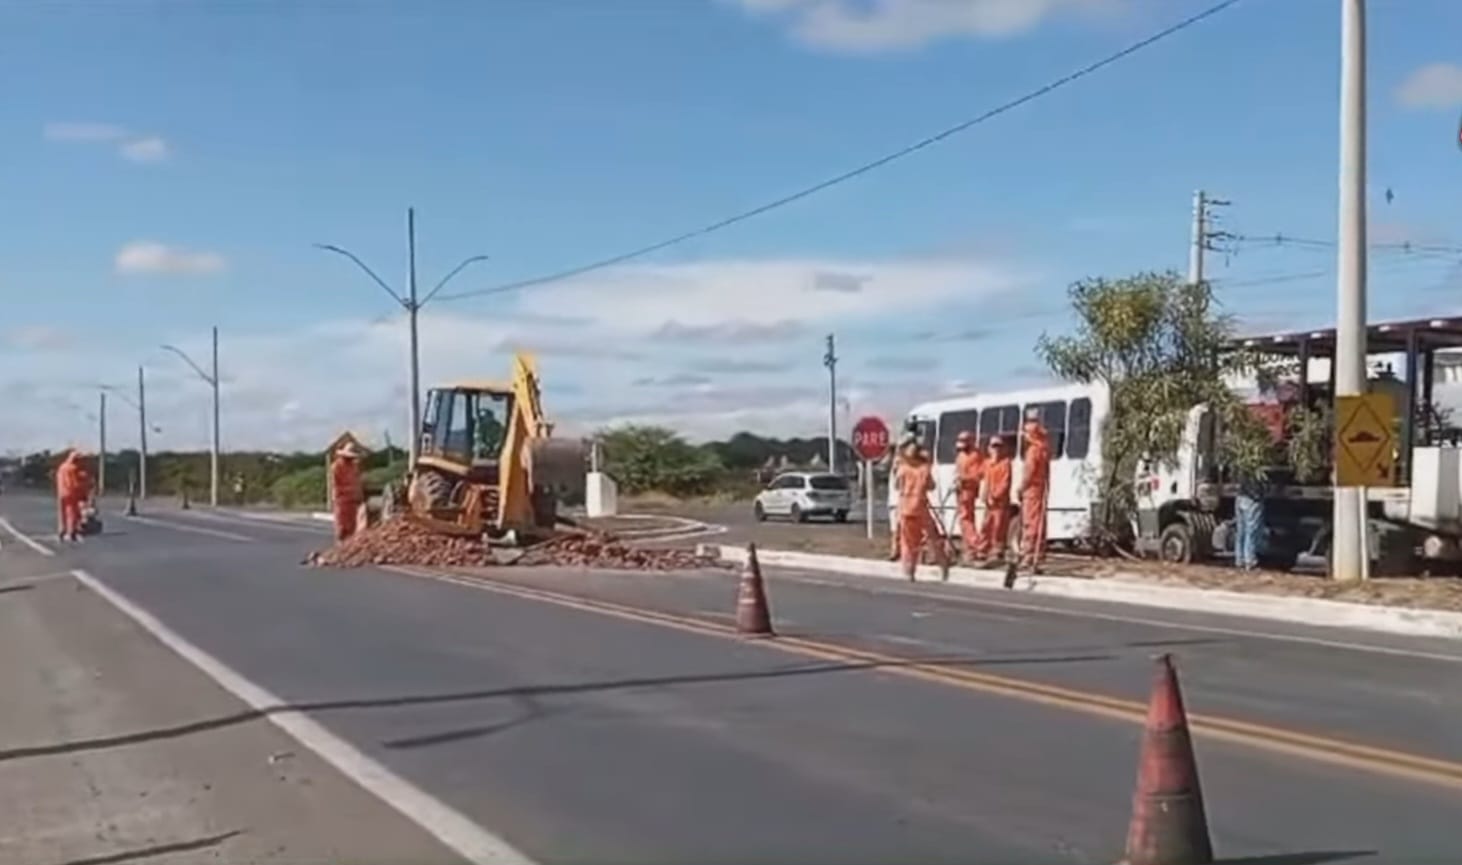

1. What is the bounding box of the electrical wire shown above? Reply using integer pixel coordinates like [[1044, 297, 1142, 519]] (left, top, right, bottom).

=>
[[1230, 233, 1462, 257], [435, 0, 1246, 303]]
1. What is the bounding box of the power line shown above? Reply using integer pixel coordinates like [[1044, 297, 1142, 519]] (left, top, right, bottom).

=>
[[436, 0, 1246, 303], [1230, 232, 1462, 257]]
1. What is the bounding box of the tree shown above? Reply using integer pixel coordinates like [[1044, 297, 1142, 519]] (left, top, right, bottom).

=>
[[1037, 271, 1273, 545], [597, 424, 724, 496]]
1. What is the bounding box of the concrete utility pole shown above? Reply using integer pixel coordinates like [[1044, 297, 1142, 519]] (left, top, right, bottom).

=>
[[1189, 190, 1207, 286], [316, 208, 489, 471], [138, 366, 148, 500], [824, 333, 838, 473], [98, 391, 107, 496], [1188, 190, 1231, 286], [161, 327, 221, 507], [1332, 0, 1369, 582]]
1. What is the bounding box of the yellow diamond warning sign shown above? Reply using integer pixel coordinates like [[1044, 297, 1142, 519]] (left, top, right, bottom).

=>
[[1335, 392, 1398, 487]]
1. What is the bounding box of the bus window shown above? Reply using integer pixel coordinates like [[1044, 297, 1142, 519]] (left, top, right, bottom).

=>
[[936, 409, 979, 463], [979, 405, 1020, 453], [1067, 397, 1092, 460], [1022, 401, 1068, 458]]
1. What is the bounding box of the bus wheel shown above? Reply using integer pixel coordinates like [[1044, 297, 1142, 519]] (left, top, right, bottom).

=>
[[1159, 522, 1194, 565]]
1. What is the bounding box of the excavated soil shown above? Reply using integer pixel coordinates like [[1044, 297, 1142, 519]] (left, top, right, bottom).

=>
[[304, 517, 724, 571]]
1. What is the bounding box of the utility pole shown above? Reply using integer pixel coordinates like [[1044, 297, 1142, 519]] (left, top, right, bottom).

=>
[[1188, 190, 1231, 286], [315, 209, 489, 473], [1333, 0, 1369, 582], [824, 333, 838, 473], [98, 391, 107, 496], [137, 365, 148, 500]]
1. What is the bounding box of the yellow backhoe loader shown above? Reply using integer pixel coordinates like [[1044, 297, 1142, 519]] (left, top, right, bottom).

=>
[[380, 352, 587, 546]]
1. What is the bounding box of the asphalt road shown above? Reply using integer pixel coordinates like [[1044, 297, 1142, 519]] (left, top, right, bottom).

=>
[[2, 491, 1461, 864]]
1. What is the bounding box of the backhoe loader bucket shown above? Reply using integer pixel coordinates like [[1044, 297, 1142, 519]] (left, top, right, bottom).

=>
[[529, 437, 589, 515]]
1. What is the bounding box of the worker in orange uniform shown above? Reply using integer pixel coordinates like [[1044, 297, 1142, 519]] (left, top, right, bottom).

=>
[[897, 439, 949, 582], [55, 449, 86, 543], [330, 442, 365, 542], [976, 436, 1012, 566], [953, 430, 985, 563], [1017, 413, 1053, 575]]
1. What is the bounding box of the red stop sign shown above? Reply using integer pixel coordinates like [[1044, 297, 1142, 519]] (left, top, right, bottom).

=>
[[852, 416, 890, 461]]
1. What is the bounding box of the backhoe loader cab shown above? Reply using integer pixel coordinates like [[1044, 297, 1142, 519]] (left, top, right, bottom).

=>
[[418, 382, 514, 479]]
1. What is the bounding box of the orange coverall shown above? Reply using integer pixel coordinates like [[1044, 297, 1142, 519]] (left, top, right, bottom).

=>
[[55, 452, 85, 540], [897, 452, 948, 578], [954, 448, 985, 559], [330, 455, 364, 542], [977, 447, 1013, 561], [1019, 423, 1052, 569]]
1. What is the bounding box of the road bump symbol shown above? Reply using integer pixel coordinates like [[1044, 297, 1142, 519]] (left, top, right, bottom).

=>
[[1335, 393, 1396, 487]]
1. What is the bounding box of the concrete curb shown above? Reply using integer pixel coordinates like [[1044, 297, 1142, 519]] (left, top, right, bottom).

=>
[[701, 544, 1462, 642]]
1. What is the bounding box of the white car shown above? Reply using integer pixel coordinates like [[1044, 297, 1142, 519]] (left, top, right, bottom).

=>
[[753, 472, 853, 523]]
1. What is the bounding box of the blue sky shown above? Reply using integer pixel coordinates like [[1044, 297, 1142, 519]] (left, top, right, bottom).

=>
[[3, 0, 1461, 453]]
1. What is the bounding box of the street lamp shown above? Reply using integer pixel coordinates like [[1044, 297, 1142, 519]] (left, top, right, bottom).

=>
[[99, 382, 162, 500], [160, 326, 220, 507], [315, 208, 489, 470]]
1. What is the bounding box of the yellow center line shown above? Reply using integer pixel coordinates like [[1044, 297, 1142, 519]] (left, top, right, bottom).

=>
[[382, 565, 1462, 791]]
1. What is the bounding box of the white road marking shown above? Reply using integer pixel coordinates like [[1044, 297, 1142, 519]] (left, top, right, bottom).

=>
[[69, 568, 538, 865], [176, 509, 328, 535], [124, 514, 257, 543], [0, 517, 56, 557], [780, 571, 1462, 664]]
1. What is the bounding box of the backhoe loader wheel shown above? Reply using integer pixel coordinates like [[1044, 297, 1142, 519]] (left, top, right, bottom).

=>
[[409, 469, 456, 513]]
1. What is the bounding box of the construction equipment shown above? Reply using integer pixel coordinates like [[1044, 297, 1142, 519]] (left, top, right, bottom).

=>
[[379, 352, 587, 546]]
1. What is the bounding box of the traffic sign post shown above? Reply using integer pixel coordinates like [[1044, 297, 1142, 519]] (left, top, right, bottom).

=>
[[852, 417, 890, 541], [1335, 392, 1398, 487]]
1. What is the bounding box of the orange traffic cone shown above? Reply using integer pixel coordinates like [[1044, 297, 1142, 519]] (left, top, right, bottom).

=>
[[735, 543, 774, 637], [1122, 654, 1213, 865]]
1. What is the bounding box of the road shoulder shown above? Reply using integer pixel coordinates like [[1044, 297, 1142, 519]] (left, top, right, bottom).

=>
[[0, 571, 466, 865]]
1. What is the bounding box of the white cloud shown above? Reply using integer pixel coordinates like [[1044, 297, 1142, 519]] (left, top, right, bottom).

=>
[[733, 0, 1124, 53], [119, 136, 170, 164], [43, 122, 129, 142], [115, 241, 226, 276], [43, 121, 172, 163], [1396, 62, 1462, 111], [4, 253, 1028, 452]]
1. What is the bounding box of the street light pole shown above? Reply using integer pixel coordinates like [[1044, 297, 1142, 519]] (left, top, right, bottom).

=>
[[138, 366, 148, 500], [160, 332, 221, 506], [1332, 0, 1369, 582], [407, 208, 422, 470], [315, 209, 489, 473], [211, 326, 220, 507], [98, 391, 107, 496]]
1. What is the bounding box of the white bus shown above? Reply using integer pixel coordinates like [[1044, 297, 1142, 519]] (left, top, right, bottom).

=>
[[890, 383, 1110, 551]]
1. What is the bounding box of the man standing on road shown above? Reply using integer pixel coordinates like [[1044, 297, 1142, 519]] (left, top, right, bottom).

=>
[[1016, 414, 1052, 575], [953, 430, 984, 563], [330, 442, 365, 542], [975, 436, 1012, 566], [897, 440, 949, 582], [55, 449, 86, 543]]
